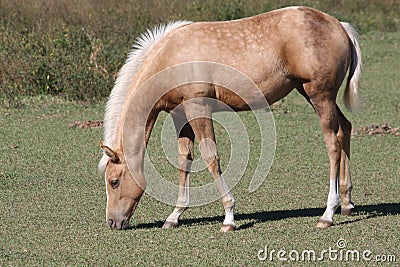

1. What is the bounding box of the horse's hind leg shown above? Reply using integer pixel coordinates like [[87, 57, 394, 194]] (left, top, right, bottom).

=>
[[162, 113, 195, 228], [336, 106, 354, 215], [304, 85, 341, 228]]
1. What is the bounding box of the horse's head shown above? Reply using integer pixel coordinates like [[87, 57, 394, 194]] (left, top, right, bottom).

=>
[[100, 143, 144, 230]]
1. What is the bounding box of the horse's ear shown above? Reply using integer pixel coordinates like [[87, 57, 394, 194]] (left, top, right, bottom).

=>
[[100, 141, 119, 163]]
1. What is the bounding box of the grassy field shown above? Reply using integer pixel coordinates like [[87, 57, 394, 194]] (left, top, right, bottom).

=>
[[1, 27, 399, 266]]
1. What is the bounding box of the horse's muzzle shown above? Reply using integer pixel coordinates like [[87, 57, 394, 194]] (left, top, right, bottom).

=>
[[107, 218, 131, 230]]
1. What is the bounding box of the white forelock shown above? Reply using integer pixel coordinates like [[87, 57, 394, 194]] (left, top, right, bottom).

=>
[[98, 20, 193, 173]]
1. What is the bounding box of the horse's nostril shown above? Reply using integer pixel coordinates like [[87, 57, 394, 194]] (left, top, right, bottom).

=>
[[120, 219, 126, 230], [108, 219, 114, 228]]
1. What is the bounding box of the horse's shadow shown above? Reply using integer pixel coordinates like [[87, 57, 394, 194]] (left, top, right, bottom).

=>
[[133, 203, 400, 230]]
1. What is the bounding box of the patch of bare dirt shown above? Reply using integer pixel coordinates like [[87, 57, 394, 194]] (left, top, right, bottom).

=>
[[68, 120, 103, 129], [351, 123, 400, 137]]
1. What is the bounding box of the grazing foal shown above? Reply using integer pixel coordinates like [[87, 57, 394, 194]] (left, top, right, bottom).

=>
[[99, 6, 361, 231]]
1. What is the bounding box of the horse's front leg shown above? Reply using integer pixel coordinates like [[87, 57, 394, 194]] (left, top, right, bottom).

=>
[[162, 115, 195, 228], [185, 101, 236, 232], [196, 128, 236, 232]]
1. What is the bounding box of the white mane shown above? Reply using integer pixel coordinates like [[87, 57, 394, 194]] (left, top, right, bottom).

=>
[[99, 20, 193, 173]]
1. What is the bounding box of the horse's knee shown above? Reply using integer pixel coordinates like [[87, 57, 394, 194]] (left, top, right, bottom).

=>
[[198, 138, 219, 167]]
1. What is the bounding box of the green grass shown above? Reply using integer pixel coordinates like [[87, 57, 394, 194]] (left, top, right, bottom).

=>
[[1, 31, 399, 266]]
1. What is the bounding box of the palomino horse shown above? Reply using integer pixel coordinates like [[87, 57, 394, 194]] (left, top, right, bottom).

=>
[[99, 6, 361, 231]]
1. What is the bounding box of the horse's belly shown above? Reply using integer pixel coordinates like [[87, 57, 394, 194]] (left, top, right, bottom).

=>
[[214, 72, 297, 111]]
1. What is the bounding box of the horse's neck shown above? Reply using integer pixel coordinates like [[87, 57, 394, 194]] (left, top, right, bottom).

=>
[[116, 81, 161, 175]]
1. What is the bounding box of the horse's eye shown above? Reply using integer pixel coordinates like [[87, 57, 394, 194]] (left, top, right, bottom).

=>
[[110, 179, 120, 189]]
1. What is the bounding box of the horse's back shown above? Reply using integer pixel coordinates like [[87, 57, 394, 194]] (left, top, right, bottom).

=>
[[141, 6, 353, 109], [157, 6, 350, 78]]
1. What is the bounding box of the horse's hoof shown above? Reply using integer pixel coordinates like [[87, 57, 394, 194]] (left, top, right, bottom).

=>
[[341, 207, 353, 216], [317, 219, 333, 228], [341, 203, 354, 216], [220, 224, 236, 232], [162, 221, 178, 229]]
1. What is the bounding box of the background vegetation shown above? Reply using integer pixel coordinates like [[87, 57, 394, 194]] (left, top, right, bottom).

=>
[[1, 0, 399, 107], [0, 1, 399, 266]]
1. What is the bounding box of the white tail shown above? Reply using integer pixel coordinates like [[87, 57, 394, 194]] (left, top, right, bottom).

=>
[[341, 22, 362, 112]]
